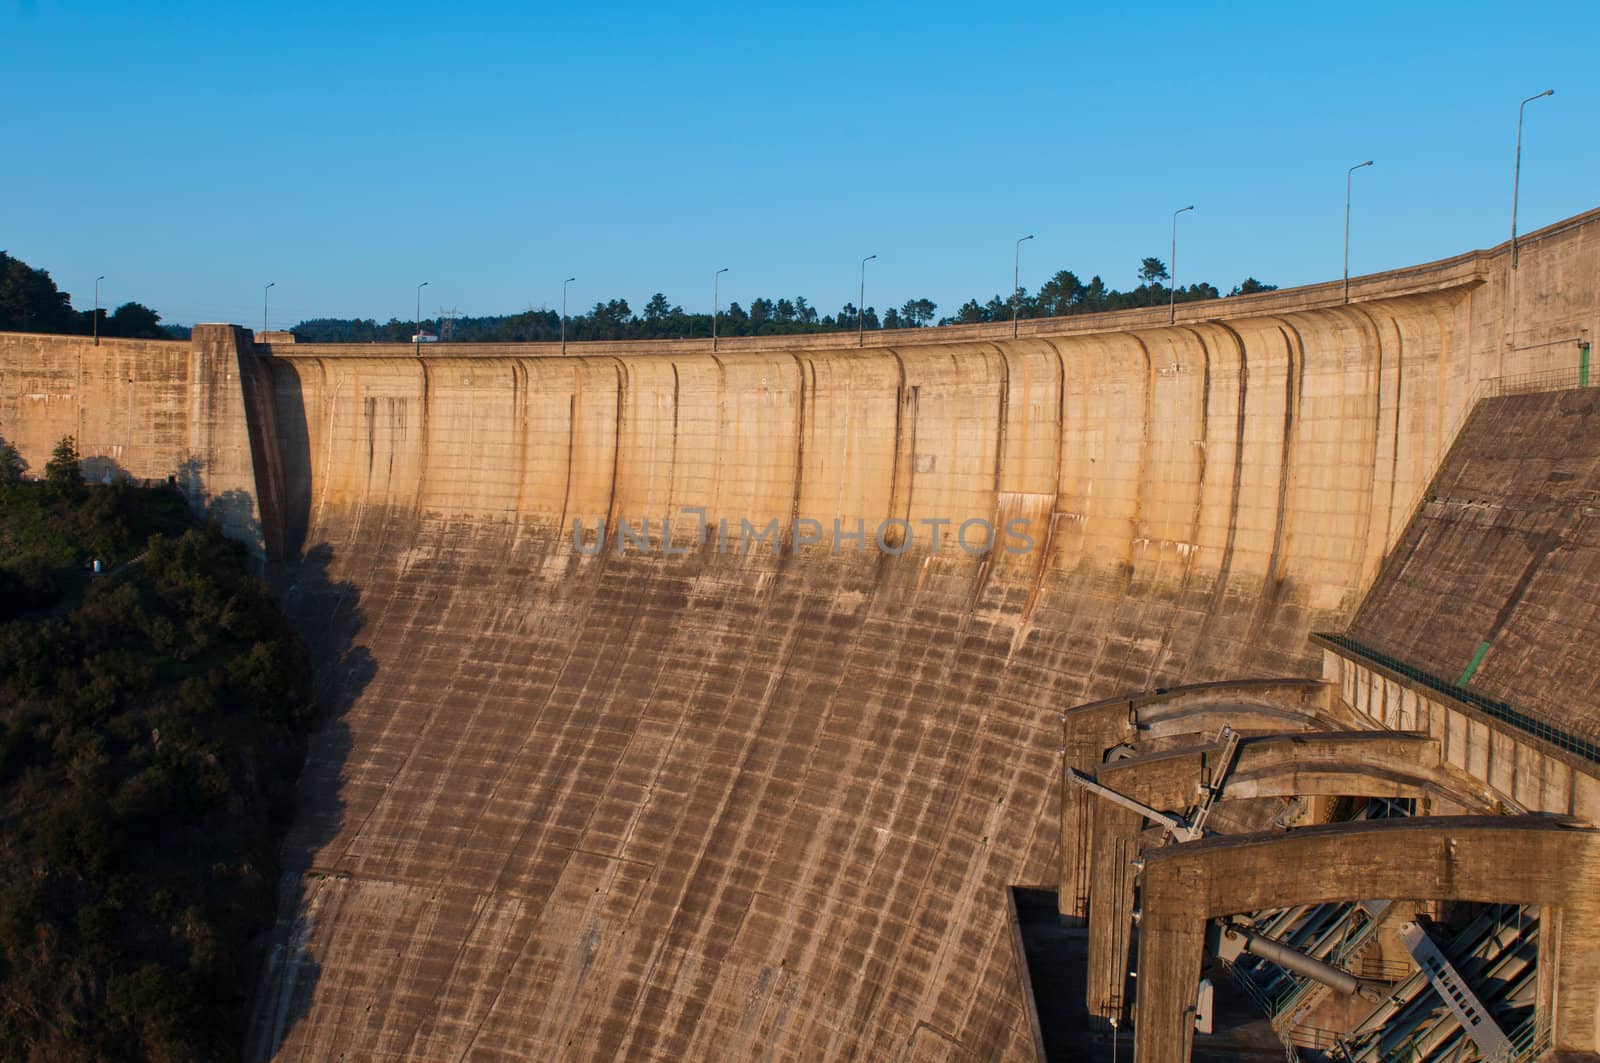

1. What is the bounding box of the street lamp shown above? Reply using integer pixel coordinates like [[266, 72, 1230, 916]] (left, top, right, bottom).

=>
[[712, 267, 728, 351], [415, 281, 429, 352], [264, 282, 276, 334], [562, 277, 576, 354], [93, 275, 105, 346], [1013, 235, 1033, 338], [1511, 89, 1554, 268], [1344, 161, 1373, 303], [1170, 205, 1194, 324], [859, 254, 877, 347], [1109, 1015, 1119, 1063]]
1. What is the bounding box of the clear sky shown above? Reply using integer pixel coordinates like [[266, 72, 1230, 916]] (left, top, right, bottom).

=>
[[3, 0, 1596, 328]]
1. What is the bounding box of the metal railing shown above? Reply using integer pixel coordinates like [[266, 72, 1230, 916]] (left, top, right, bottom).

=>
[[1503, 1014, 1552, 1062], [1315, 632, 1600, 765]]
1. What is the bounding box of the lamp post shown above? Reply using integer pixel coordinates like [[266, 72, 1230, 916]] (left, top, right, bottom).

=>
[[1013, 234, 1033, 338], [1344, 161, 1373, 303], [1109, 1016, 1118, 1063], [562, 277, 575, 354], [1511, 89, 1554, 268], [859, 254, 876, 347], [712, 267, 728, 351], [415, 281, 429, 352], [1170, 205, 1194, 324], [264, 282, 276, 334], [93, 275, 105, 346]]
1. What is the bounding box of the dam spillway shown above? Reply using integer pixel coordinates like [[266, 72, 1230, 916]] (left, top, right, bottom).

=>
[[1, 211, 1596, 1060]]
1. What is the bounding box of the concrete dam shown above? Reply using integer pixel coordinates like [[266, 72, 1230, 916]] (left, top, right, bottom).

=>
[[1, 209, 1597, 1060]]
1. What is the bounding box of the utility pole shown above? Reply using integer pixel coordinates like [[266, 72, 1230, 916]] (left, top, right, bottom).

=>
[[712, 267, 728, 351], [859, 254, 876, 348], [415, 281, 429, 353], [1511, 89, 1554, 268], [1013, 235, 1033, 338], [1344, 162, 1372, 303], [1170, 205, 1194, 324], [561, 277, 575, 353]]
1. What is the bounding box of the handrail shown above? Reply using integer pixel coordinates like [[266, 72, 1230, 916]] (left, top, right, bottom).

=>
[[1314, 633, 1600, 765]]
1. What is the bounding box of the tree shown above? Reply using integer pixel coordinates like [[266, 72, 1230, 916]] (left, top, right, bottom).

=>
[[1138, 258, 1169, 305], [642, 293, 672, 322], [952, 299, 986, 324], [900, 298, 937, 327], [45, 435, 84, 499], [0, 441, 23, 485], [1228, 277, 1278, 296], [1035, 271, 1085, 317], [0, 252, 82, 334], [881, 307, 903, 330], [105, 302, 164, 339]]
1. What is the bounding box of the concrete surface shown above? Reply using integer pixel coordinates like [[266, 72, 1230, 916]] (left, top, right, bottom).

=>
[[0, 209, 1595, 1060], [1132, 816, 1600, 1061], [1350, 386, 1600, 742]]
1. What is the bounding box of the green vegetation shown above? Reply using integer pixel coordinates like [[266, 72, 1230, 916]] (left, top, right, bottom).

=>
[[0, 252, 176, 340], [2, 247, 1275, 345], [292, 260, 1278, 343], [0, 436, 315, 1060]]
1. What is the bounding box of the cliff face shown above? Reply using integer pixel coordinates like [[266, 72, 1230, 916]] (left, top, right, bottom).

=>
[[1, 211, 1596, 1060]]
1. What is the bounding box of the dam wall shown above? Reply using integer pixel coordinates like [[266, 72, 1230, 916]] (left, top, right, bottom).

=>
[[0, 210, 1595, 1060], [0, 323, 275, 557]]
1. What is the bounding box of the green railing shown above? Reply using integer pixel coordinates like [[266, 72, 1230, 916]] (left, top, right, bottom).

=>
[[1315, 633, 1600, 765]]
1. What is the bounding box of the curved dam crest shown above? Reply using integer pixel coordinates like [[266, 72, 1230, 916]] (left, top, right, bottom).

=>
[[0, 211, 1595, 1060]]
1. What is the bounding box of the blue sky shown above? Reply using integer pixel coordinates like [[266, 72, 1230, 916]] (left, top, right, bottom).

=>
[[3, 1, 1596, 327]]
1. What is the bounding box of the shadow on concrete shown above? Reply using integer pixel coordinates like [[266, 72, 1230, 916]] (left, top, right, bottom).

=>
[[239, 541, 373, 1060], [1012, 888, 1290, 1062], [154, 381, 375, 1060], [79, 454, 130, 485]]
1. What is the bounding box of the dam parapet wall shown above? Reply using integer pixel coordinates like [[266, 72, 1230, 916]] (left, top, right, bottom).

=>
[[1, 209, 1597, 1061]]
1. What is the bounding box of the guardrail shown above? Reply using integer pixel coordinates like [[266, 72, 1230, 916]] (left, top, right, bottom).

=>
[[1314, 633, 1600, 765]]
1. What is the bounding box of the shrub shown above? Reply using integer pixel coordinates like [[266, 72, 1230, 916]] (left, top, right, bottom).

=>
[[44, 436, 84, 500]]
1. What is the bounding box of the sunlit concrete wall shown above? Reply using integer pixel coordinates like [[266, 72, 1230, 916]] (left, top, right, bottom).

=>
[[0, 323, 273, 556], [0, 210, 1596, 1061]]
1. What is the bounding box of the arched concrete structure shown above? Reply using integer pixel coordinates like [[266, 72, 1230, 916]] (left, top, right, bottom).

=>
[[1131, 816, 1600, 1062], [1080, 730, 1508, 1023], [1060, 679, 1362, 921], [4, 210, 1598, 1062]]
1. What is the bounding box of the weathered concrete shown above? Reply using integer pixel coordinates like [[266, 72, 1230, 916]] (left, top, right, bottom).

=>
[[1080, 731, 1498, 1026], [0, 210, 1596, 1060], [1321, 640, 1600, 820], [0, 323, 272, 557], [1132, 817, 1600, 1061], [1059, 679, 1349, 922], [1349, 385, 1600, 743]]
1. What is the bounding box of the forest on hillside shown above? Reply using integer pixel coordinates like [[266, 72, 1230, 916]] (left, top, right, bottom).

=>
[[0, 248, 1276, 345], [0, 253, 176, 340], [291, 262, 1278, 343], [0, 437, 316, 1060]]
